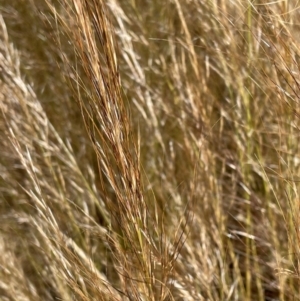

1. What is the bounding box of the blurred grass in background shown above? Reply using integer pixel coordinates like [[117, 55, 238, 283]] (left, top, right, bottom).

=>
[[1, 0, 300, 300]]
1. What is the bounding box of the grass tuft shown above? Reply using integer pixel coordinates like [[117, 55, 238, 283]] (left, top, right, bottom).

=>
[[1, 0, 300, 300]]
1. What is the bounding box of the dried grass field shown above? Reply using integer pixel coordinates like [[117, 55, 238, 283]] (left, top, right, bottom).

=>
[[1, 0, 300, 300]]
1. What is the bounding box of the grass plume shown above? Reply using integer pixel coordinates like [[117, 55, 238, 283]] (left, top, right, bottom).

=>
[[1, 0, 300, 300]]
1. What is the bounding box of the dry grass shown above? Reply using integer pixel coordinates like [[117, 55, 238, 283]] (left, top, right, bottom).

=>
[[1, 0, 300, 300]]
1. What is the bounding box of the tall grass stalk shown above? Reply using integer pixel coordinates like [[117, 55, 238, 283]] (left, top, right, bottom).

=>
[[1, 0, 300, 300]]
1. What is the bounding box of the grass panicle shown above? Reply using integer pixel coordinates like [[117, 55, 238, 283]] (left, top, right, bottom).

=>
[[1, 0, 300, 300]]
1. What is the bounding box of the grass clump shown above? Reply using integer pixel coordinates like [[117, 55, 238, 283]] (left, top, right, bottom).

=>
[[1, 0, 300, 300]]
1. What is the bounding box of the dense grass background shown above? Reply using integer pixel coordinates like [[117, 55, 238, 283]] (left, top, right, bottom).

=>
[[1, 0, 300, 300]]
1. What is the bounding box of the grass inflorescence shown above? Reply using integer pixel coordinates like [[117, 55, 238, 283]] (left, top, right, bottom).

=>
[[1, 0, 300, 300]]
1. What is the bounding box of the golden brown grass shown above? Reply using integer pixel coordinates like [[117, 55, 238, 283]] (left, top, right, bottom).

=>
[[1, 0, 300, 300]]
